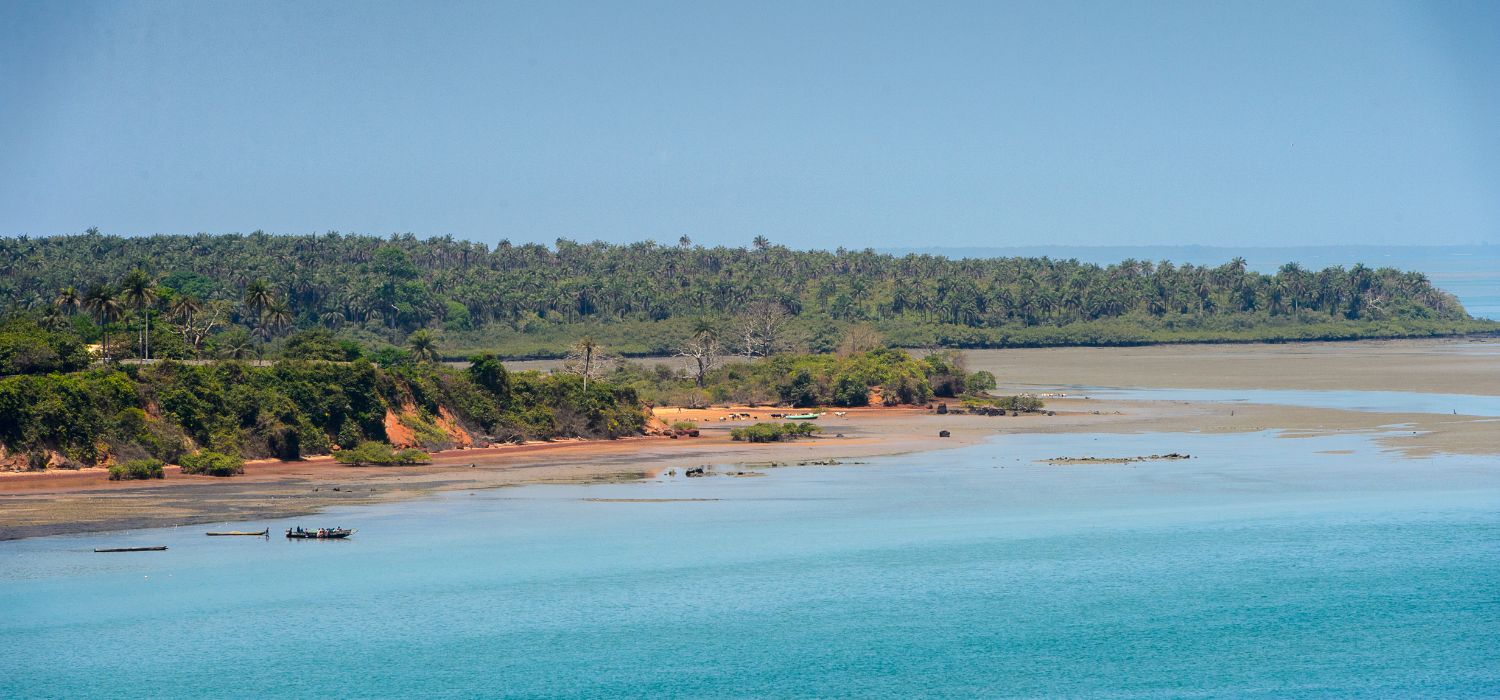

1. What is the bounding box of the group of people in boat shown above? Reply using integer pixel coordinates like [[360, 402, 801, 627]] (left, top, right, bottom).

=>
[[286, 526, 350, 538]]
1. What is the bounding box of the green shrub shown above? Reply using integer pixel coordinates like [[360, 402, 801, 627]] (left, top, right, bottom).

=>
[[108, 458, 164, 480], [962, 395, 1044, 412], [334, 441, 431, 466], [777, 369, 822, 407], [670, 421, 697, 431], [179, 450, 244, 477], [831, 373, 870, 407], [730, 422, 820, 443], [966, 370, 997, 393], [393, 448, 431, 464]]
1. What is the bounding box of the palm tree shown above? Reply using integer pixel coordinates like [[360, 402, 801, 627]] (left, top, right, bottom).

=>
[[168, 294, 203, 324], [407, 329, 440, 363], [243, 279, 274, 319], [564, 336, 609, 391], [260, 299, 293, 340], [120, 269, 157, 360], [166, 294, 203, 354], [39, 307, 70, 331], [53, 286, 80, 316], [218, 332, 255, 360], [691, 317, 717, 340], [82, 284, 123, 362], [677, 319, 721, 387]]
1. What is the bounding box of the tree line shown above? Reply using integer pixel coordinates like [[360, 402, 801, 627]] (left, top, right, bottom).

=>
[[0, 230, 1487, 361]]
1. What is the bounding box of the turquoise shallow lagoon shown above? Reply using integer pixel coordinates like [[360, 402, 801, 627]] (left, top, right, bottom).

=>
[[4, 429, 1499, 698]]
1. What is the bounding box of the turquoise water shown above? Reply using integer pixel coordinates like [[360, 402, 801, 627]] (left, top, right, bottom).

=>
[[4, 429, 1499, 698]]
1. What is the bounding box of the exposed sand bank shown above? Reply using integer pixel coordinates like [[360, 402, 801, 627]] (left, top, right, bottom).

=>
[[4, 338, 1498, 540]]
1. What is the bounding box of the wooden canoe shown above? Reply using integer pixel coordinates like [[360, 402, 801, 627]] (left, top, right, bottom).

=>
[[206, 529, 269, 536], [94, 546, 168, 553]]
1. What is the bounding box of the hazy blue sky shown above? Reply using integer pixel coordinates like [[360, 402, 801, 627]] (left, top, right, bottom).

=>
[[2, 0, 1497, 248]]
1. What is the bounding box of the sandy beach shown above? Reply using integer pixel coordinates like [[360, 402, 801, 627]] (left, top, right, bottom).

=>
[[3, 337, 1497, 540]]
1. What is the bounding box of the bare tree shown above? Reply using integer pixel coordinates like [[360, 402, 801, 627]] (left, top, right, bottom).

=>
[[734, 301, 794, 358], [176, 300, 231, 357], [675, 323, 722, 388], [837, 324, 884, 356], [562, 336, 614, 391]]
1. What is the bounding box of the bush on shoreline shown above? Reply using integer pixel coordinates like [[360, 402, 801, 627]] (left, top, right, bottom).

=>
[[334, 441, 432, 466], [108, 458, 164, 481], [731, 422, 820, 443], [179, 450, 244, 477], [961, 395, 1045, 412]]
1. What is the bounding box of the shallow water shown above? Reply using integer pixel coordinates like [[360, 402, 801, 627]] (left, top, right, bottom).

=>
[[3, 429, 1498, 698]]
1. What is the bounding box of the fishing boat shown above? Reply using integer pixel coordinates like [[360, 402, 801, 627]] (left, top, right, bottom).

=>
[[285, 526, 355, 539], [206, 528, 269, 536], [94, 546, 167, 553], [784, 412, 822, 420]]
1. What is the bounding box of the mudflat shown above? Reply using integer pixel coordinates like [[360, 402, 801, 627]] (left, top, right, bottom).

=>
[[954, 337, 1500, 395]]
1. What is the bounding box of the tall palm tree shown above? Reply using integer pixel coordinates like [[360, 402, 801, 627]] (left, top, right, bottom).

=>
[[39, 307, 70, 331], [82, 284, 123, 362], [53, 286, 80, 316], [166, 294, 202, 354], [218, 332, 255, 360], [168, 294, 203, 324], [243, 279, 274, 320], [260, 299, 293, 340], [565, 336, 606, 391], [407, 329, 440, 363], [120, 269, 157, 360]]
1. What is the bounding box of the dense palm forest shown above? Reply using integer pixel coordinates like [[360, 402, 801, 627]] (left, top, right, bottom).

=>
[[0, 230, 1490, 360]]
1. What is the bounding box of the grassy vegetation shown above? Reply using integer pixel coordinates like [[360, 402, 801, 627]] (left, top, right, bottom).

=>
[[730, 422, 820, 442], [333, 441, 432, 466], [108, 458, 163, 480], [178, 450, 244, 476], [960, 395, 1046, 413], [606, 348, 993, 409]]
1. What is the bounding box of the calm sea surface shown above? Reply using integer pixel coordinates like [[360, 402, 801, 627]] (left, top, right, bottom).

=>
[[4, 423, 1498, 698]]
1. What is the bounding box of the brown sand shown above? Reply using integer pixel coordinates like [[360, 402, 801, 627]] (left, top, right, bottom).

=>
[[3, 337, 1498, 540]]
